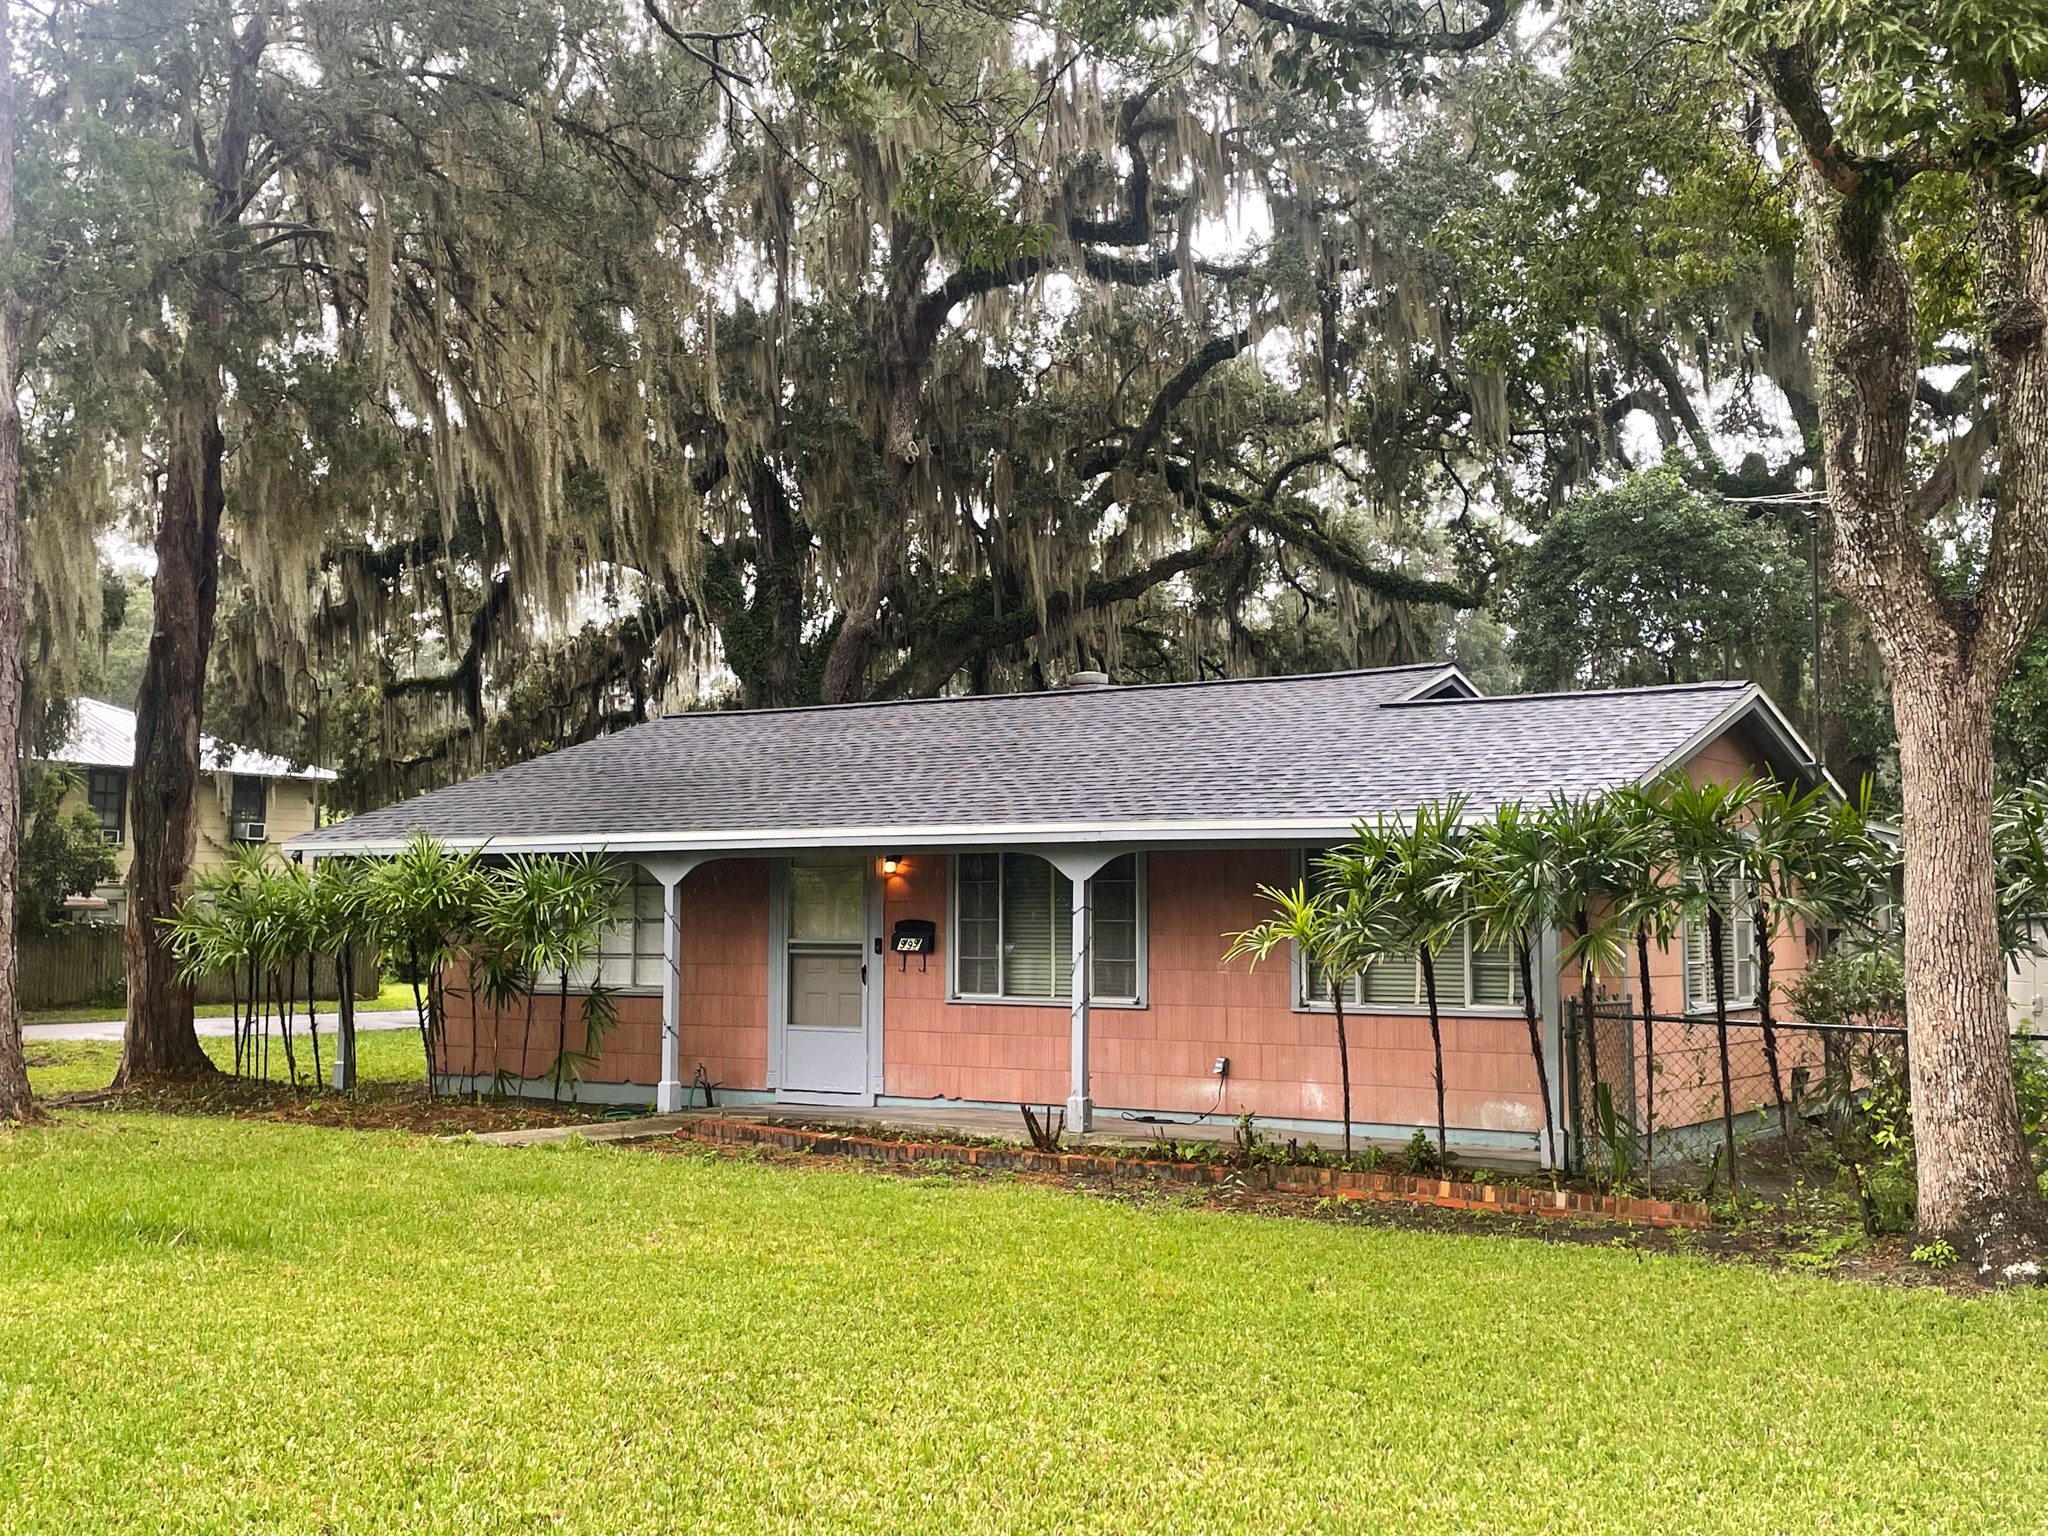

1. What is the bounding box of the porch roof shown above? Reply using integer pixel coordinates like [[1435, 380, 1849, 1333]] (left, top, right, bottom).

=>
[[290, 665, 1825, 857]]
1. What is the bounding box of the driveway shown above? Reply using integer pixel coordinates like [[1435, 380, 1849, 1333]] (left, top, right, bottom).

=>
[[24, 1009, 421, 1042]]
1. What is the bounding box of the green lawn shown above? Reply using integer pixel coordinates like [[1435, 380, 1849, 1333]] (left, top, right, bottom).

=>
[[0, 1117, 2043, 1533], [24, 979, 418, 1027], [23, 1026, 428, 1095]]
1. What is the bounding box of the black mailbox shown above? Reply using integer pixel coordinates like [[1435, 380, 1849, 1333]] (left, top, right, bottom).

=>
[[891, 918, 937, 970]]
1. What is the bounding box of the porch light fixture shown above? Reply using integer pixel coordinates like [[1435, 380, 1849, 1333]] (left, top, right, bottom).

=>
[[881, 853, 905, 875]]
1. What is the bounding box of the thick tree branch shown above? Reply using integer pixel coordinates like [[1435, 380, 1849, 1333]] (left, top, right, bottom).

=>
[[1235, 0, 1511, 53]]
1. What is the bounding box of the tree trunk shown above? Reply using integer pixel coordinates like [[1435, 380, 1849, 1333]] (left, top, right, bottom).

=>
[[0, 0, 29, 1123], [1896, 679, 2047, 1265], [1637, 925, 1656, 1196], [1755, 901, 1788, 1130], [335, 945, 356, 1092], [1517, 936, 1557, 1177], [116, 11, 263, 1088], [114, 389, 224, 1085], [1802, 165, 2048, 1273], [306, 952, 321, 1088], [1575, 906, 1603, 1096], [1707, 907, 1737, 1195], [1420, 948, 1446, 1162], [1331, 982, 1352, 1158]]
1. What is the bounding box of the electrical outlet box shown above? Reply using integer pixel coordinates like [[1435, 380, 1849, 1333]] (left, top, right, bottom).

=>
[[1212, 1056, 1230, 1078]]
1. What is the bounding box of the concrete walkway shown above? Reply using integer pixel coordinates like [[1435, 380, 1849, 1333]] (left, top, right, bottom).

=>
[[24, 1009, 421, 1043]]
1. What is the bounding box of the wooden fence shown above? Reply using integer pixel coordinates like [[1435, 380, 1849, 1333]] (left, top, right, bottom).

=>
[[19, 927, 380, 1011]]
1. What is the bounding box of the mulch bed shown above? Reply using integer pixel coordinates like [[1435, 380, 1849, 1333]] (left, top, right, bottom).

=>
[[669, 1114, 1713, 1228], [646, 1125, 1982, 1291], [40, 1077, 602, 1136]]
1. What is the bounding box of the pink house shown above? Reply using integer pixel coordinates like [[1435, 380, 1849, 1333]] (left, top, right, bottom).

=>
[[290, 665, 1826, 1163]]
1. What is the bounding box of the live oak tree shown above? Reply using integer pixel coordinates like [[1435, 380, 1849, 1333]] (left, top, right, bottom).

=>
[[1725, 0, 2048, 1272], [20, 0, 704, 1079], [0, 0, 28, 1120], [202, 0, 1557, 808]]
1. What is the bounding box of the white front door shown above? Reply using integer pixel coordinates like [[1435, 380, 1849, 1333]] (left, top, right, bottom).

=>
[[779, 859, 873, 1100]]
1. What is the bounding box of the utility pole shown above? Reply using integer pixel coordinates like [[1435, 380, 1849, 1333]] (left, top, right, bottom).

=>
[[1726, 490, 1830, 772]]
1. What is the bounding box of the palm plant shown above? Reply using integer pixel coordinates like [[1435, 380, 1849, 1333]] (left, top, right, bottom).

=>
[[365, 833, 487, 1097], [307, 858, 374, 1091], [1741, 780, 1842, 1129], [475, 853, 625, 1100], [1463, 802, 1564, 1174], [1608, 783, 1681, 1191], [1337, 798, 1468, 1162], [478, 854, 561, 1085], [1546, 791, 1645, 1111], [1993, 781, 2048, 963], [258, 860, 320, 1086], [1662, 771, 1761, 1193], [539, 854, 625, 1102], [1226, 876, 1388, 1157]]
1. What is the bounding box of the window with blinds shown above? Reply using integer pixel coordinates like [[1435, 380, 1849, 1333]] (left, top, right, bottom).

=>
[[952, 853, 1143, 1003], [1304, 925, 1522, 1010], [1683, 882, 1758, 1011]]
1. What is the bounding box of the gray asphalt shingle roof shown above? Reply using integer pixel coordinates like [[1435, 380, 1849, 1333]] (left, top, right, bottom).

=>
[[293, 666, 1795, 854]]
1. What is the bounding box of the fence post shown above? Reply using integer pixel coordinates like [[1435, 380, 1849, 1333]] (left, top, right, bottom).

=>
[[1563, 998, 1585, 1177]]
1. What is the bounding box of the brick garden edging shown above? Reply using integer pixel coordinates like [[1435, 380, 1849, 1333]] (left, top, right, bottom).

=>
[[670, 1117, 1712, 1229]]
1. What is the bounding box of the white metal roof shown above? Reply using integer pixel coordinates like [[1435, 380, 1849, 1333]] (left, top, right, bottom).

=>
[[48, 698, 336, 781]]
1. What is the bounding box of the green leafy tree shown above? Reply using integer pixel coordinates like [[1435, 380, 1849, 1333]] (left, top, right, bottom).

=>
[[1508, 468, 1811, 697], [1720, 0, 2048, 1268], [13, 767, 116, 939]]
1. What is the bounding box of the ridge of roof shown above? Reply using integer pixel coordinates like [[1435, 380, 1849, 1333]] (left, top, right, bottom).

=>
[[1380, 680, 1755, 709], [657, 662, 1460, 723]]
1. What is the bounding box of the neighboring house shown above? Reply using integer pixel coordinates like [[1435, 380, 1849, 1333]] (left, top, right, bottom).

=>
[[2013, 934, 2048, 1032], [47, 698, 335, 927], [289, 665, 1829, 1161]]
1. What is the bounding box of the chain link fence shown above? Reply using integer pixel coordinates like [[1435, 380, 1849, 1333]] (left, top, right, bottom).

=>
[[1560, 999, 2045, 1177]]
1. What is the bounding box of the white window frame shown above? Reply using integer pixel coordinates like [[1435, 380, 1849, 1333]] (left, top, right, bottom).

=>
[[1293, 923, 1525, 1015], [565, 866, 667, 995], [1683, 877, 1758, 1013], [1288, 848, 1522, 1016], [947, 852, 1148, 1008]]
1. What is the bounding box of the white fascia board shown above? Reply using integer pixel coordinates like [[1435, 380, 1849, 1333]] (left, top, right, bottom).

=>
[[1644, 687, 1844, 799], [287, 815, 1388, 859]]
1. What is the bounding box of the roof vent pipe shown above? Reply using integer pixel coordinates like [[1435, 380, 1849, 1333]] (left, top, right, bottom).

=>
[[1063, 670, 1111, 690]]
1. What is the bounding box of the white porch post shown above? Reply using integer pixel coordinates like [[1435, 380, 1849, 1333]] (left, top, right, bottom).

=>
[[1068, 873, 1092, 1132], [1039, 847, 1131, 1137], [639, 856, 705, 1114]]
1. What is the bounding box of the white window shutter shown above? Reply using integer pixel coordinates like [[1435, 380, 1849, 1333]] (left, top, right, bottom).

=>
[[1732, 882, 1757, 1006]]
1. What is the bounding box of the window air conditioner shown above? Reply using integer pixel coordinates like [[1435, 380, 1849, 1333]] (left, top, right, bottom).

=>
[[102, 827, 124, 846], [235, 820, 267, 843]]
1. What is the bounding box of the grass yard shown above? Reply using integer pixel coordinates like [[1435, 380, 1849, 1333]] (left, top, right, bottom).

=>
[[23, 1026, 428, 1095], [23, 979, 418, 1027], [0, 1116, 2044, 1534]]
